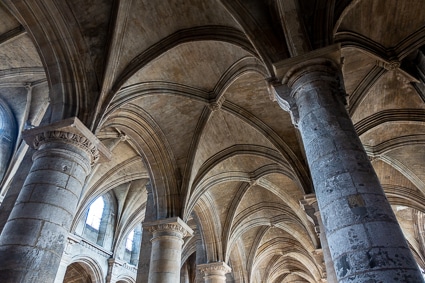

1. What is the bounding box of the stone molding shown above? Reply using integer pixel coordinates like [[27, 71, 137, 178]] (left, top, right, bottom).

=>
[[198, 262, 231, 275], [143, 217, 193, 238], [22, 117, 111, 164]]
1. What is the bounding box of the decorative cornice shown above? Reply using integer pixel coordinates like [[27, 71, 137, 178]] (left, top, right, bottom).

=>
[[198, 262, 232, 275]]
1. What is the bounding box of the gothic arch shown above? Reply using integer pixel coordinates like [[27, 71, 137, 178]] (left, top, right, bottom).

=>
[[67, 256, 104, 283]]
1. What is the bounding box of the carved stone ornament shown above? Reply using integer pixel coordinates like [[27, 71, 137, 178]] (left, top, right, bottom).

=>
[[147, 223, 190, 237], [198, 262, 231, 275], [22, 117, 111, 164], [33, 131, 100, 163], [143, 217, 194, 238]]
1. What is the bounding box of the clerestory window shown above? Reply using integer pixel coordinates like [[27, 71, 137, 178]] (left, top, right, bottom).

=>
[[125, 229, 135, 251], [86, 196, 104, 230]]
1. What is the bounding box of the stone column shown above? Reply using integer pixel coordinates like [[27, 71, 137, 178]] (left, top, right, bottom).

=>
[[143, 217, 193, 283], [273, 50, 424, 282], [136, 184, 155, 283], [301, 194, 336, 282], [0, 117, 109, 283], [198, 262, 231, 283]]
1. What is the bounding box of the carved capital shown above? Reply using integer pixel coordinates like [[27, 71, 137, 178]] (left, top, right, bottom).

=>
[[198, 262, 231, 276], [32, 131, 100, 163], [272, 45, 347, 126], [22, 117, 111, 164], [143, 217, 193, 238]]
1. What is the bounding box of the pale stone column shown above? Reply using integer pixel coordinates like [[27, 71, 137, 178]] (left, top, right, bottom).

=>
[[274, 50, 424, 282], [143, 217, 193, 283], [198, 262, 231, 283], [136, 185, 155, 283], [0, 117, 109, 283]]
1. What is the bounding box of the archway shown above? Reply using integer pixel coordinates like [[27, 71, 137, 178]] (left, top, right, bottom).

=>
[[63, 262, 92, 283]]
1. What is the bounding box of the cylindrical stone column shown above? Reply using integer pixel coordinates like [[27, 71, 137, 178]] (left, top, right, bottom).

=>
[[198, 262, 231, 283], [0, 118, 108, 282], [144, 217, 193, 283], [315, 211, 337, 283], [276, 58, 424, 282], [136, 186, 155, 283]]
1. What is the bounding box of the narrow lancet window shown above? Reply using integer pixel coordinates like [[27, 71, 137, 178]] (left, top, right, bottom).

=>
[[86, 197, 104, 230]]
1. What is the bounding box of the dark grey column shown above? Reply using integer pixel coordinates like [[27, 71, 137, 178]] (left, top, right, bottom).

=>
[[275, 57, 424, 282], [0, 117, 109, 283]]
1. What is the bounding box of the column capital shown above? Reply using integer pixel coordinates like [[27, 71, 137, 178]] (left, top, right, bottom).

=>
[[271, 45, 345, 126], [143, 217, 193, 238], [22, 117, 111, 164], [198, 261, 231, 276]]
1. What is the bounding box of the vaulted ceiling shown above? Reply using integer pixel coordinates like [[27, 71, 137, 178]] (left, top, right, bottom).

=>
[[1, 0, 425, 282]]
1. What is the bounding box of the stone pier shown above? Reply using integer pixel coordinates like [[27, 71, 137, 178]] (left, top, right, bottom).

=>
[[274, 52, 424, 282], [0, 117, 109, 282], [143, 217, 193, 283]]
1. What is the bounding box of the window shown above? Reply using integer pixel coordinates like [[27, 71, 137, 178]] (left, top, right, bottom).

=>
[[125, 229, 135, 251], [86, 197, 104, 230]]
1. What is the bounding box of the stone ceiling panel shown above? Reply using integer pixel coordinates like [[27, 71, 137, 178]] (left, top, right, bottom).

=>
[[224, 71, 302, 159], [337, 0, 425, 48], [0, 35, 43, 70], [123, 41, 252, 91], [114, 0, 242, 86], [351, 70, 425, 123], [0, 2, 20, 34], [130, 94, 205, 172]]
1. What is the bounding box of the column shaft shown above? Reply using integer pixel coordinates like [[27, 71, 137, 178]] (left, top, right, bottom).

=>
[[0, 118, 108, 283], [144, 217, 193, 283], [136, 188, 155, 283], [278, 59, 424, 282], [0, 139, 91, 282]]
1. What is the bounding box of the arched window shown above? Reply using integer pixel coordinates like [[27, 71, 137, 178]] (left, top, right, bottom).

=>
[[86, 196, 104, 230], [123, 225, 142, 265], [125, 229, 135, 251], [77, 192, 116, 250]]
